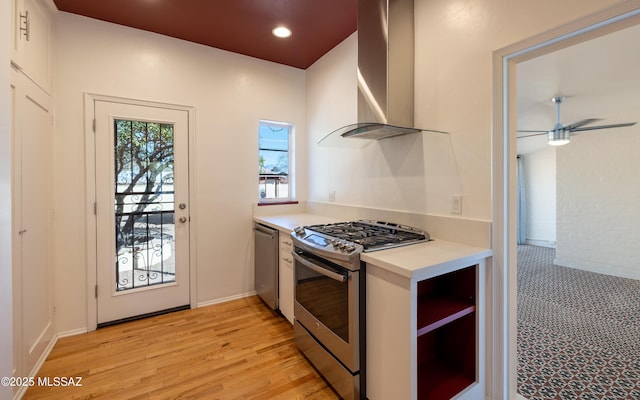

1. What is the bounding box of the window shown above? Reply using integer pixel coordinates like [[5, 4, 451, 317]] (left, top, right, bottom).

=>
[[258, 121, 293, 202]]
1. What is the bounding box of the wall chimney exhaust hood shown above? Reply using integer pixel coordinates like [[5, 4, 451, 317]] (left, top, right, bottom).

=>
[[318, 0, 446, 146]]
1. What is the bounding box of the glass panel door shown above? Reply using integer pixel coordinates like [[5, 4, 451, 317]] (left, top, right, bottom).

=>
[[114, 119, 176, 291], [95, 100, 190, 325]]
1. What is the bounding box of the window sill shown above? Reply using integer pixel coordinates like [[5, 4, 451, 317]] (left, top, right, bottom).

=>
[[257, 200, 299, 206]]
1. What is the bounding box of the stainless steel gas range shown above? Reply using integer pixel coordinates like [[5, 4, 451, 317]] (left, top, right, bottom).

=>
[[291, 220, 429, 400]]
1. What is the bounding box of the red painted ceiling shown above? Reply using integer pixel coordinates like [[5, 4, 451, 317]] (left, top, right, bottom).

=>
[[52, 0, 357, 70]]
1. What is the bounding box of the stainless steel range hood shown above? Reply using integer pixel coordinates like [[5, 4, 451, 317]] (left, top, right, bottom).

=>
[[319, 0, 445, 145]]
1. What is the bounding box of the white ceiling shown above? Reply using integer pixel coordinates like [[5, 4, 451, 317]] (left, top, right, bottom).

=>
[[516, 23, 640, 154]]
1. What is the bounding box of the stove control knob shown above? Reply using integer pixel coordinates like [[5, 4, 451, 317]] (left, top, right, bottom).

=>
[[343, 241, 354, 251], [294, 226, 305, 236]]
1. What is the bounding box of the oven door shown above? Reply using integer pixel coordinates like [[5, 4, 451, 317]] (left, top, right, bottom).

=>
[[293, 249, 359, 372]]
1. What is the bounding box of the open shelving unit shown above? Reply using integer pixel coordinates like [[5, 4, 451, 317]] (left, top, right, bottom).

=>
[[416, 265, 477, 399]]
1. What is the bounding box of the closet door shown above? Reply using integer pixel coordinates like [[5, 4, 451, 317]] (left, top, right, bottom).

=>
[[12, 69, 54, 379]]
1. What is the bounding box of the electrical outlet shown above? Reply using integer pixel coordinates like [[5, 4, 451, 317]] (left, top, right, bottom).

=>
[[329, 190, 336, 202], [450, 195, 462, 214]]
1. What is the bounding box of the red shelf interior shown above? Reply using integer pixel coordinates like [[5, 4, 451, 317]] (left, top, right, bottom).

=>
[[417, 314, 476, 400], [417, 265, 477, 400], [418, 359, 475, 400]]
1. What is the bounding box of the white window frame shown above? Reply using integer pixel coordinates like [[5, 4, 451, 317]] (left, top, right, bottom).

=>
[[258, 120, 295, 204]]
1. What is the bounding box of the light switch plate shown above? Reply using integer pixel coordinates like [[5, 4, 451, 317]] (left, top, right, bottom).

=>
[[450, 195, 462, 214]]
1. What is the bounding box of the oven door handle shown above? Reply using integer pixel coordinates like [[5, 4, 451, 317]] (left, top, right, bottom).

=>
[[293, 252, 348, 283]]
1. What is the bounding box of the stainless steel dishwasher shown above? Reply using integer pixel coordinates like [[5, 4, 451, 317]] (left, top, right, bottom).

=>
[[254, 223, 279, 309]]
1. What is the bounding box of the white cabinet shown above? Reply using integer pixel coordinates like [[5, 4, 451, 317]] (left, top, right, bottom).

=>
[[11, 0, 53, 92], [11, 65, 55, 386], [366, 256, 487, 400], [278, 234, 294, 324]]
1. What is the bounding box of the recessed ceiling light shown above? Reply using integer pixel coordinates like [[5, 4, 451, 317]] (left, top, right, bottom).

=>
[[272, 26, 292, 38]]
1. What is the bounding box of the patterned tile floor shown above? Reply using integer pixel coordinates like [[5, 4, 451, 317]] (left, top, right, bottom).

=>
[[517, 245, 640, 400]]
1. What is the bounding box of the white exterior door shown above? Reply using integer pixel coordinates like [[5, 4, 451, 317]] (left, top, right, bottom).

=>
[[94, 100, 190, 325]]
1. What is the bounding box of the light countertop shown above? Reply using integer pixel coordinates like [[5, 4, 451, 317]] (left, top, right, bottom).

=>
[[254, 213, 341, 233], [253, 213, 492, 281], [361, 240, 492, 281]]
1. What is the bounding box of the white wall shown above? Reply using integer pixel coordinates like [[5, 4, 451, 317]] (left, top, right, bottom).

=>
[[53, 12, 307, 332], [522, 149, 557, 246], [305, 34, 357, 206], [1, 0, 14, 395], [306, 0, 624, 222], [556, 128, 640, 279]]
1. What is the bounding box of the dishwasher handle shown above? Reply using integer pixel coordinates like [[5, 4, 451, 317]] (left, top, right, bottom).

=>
[[254, 224, 277, 239]]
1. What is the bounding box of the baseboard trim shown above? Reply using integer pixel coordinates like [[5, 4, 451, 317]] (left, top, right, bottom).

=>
[[56, 328, 89, 339], [524, 239, 556, 248], [197, 291, 256, 308], [13, 330, 60, 400]]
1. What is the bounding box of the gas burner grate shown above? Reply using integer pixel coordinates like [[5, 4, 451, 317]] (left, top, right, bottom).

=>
[[305, 220, 429, 251]]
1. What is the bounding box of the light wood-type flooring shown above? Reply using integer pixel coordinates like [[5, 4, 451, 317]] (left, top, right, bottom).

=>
[[24, 296, 338, 399]]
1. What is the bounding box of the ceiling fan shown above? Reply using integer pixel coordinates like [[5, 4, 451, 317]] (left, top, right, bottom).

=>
[[517, 96, 637, 146]]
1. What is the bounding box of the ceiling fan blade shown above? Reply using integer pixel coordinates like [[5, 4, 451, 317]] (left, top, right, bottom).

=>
[[570, 121, 637, 133], [563, 118, 601, 131], [517, 129, 548, 133], [517, 132, 547, 139]]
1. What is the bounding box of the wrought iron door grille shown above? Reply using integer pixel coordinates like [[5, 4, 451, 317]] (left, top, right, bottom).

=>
[[114, 119, 176, 291]]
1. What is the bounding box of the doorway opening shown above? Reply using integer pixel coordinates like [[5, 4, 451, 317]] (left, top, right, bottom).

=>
[[492, 3, 640, 399], [515, 25, 640, 397]]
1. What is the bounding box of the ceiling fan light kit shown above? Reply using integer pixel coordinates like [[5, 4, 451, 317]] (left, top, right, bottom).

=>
[[549, 97, 570, 146], [548, 128, 570, 146], [518, 96, 637, 147]]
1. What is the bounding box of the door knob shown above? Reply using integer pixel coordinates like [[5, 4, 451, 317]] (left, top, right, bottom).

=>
[[178, 216, 187, 223]]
